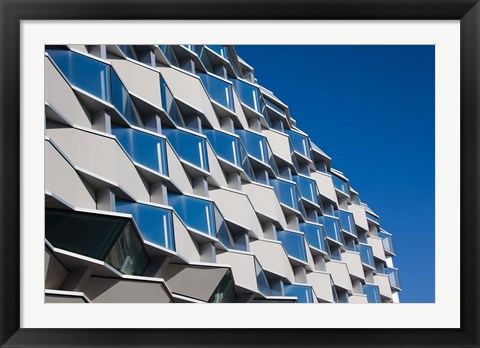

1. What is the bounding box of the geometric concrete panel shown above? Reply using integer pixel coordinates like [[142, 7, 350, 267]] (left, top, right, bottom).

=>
[[374, 274, 393, 300], [325, 260, 353, 293], [206, 144, 228, 188], [262, 129, 293, 165], [162, 264, 228, 302], [341, 251, 366, 281], [311, 171, 339, 207], [249, 239, 295, 283], [45, 294, 89, 303], [45, 141, 96, 210], [368, 236, 387, 262], [216, 250, 258, 294], [82, 276, 173, 303], [45, 248, 70, 290], [166, 143, 193, 194], [306, 271, 335, 303], [348, 294, 369, 304], [46, 126, 150, 201], [242, 182, 288, 229], [45, 57, 92, 128], [209, 187, 263, 238], [110, 58, 162, 109], [173, 214, 201, 262], [156, 67, 221, 129], [348, 203, 369, 232]]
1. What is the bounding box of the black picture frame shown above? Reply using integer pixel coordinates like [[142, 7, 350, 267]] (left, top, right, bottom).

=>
[[1, 1, 479, 347]]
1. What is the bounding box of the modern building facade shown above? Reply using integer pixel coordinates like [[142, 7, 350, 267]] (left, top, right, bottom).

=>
[[44, 44, 400, 304]]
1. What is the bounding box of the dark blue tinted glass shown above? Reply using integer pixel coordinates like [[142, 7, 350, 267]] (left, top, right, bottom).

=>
[[336, 210, 357, 236], [293, 175, 318, 203], [115, 201, 174, 250], [45, 209, 126, 260], [363, 284, 381, 303], [214, 206, 235, 249], [276, 230, 307, 262], [229, 78, 262, 113], [366, 211, 380, 224], [47, 48, 111, 102], [206, 45, 228, 59], [283, 284, 314, 303], [157, 45, 179, 66], [198, 73, 234, 111], [104, 222, 150, 275], [299, 222, 328, 254], [168, 194, 216, 237], [264, 98, 287, 118], [163, 128, 209, 171], [285, 130, 311, 159], [385, 267, 401, 289], [320, 215, 344, 245], [118, 45, 137, 60], [203, 129, 241, 166], [332, 174, 349, 195], [112, 126, 168, 176], [255, 259, 272, 296], [356, 244, 375, 268], [160, 76, 184, 126], [378, 231, 395, 254]]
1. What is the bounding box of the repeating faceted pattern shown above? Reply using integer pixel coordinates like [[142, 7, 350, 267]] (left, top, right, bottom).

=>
[[44, 44, 400, 303]]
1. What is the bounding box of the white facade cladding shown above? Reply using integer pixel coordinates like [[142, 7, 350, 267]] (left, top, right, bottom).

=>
[[44, 44, 400, 303]]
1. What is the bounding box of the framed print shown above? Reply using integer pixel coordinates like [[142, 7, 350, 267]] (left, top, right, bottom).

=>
[[1, 0, 479, 347]]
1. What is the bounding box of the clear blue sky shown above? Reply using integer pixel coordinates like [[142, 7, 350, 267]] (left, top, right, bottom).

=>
[[235, 45, 435, 303]]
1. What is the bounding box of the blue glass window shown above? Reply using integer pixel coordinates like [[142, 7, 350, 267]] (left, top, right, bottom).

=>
[[320, 215, 344, 245], [336, 210, 357, 236], [378, 231, 395, 254], [363, 284, 381, 303], [206, 45, 228, 59], [235, 129, 279, 175], [285, 130, 311, 159], [385, 267, 401, 289], [264, 98, 287, 118], [46, 209, 149, 276], [293, 175, 318, 203], [366, 211, 380, 224], [214, 206, 235, 249], [46, 48, 111, 102], [358, 231, 368, 244], [104, 222, 150, 275], [203, 129, 254, 179], [332, 174, 349, 195], [229, 78, 262, 113], [299, 222, 329, 254], [315, 160, 328, 173], [255, 259, 273, 296], [112, 126, 168, 176], [356, 244, 375, 268], [283, 284, 314, 303], [115, 201, 175, 250], [168, 194, 216, 237], [47, 48, 141, 127], [276, 230, 307, 262], [157, 45, 179, 67], [376, 262, 385, 274], [198, 73, 234, 111], [269, 178, 305, 215], [160, 76, 184, 127], [163, 128, 209, 171], [118, 45, 137, 60]]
